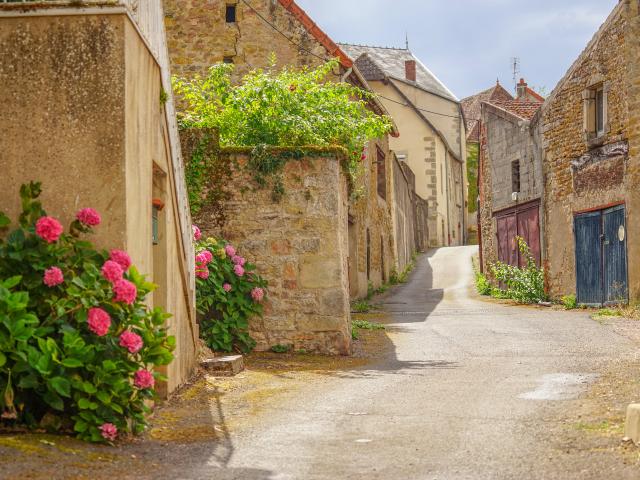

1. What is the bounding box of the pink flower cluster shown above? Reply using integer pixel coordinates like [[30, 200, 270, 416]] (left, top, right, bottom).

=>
[[109, 250, 131, 271], [233, 264, 244, 277], [43, 267, 64, 287], [113, 279, 137, 305], [87, 307, 111, 336], [223, 283, 232, 292], [119, 330, 143, 354], [192, 225, 202, 241], [195, 249, 213, 280], [35, 216, 63, 243], [224, 245, 236, 257], [134, 369, 155, 389], [101, 260, 123, 284], [251, 287, 265, 302], [100, 423, 118, 442], [231, 255, 246, 266], [76, 208, 101, 227]]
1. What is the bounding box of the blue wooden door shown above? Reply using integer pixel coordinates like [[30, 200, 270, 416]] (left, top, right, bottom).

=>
[[603, 205, 628, 304], [575, 211, 603, 305]]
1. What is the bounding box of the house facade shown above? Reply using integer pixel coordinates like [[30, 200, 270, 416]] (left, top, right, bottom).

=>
[[477, 93, 544, 275], [0, 0, 198, 395], [540, 0, 640, 304], [340, 44, 467, 247]]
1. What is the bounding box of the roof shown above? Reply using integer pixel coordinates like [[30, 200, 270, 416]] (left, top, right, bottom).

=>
[[339, 44, 458, 102], [278, 0, 352, 68], [486, 99, 542, 121], [461, 82, 513, 142]]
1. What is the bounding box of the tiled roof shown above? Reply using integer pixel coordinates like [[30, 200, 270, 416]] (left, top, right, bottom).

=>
[[489, 100, 542, 121], [461, 82, 513, 142], [278, 0, 352, 68], [339, 44, 458, 102]]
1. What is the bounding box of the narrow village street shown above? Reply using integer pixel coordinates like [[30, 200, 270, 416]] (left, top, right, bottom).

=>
[[1, 248, 640, 479], [204, 246, 638, 480]]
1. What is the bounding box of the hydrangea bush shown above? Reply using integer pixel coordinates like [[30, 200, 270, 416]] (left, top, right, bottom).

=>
[[193, 227, 267, 353], [0, 183, 174, 443]]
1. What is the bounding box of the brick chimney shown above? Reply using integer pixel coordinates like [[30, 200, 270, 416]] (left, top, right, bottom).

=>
[[517, 78, 527, 100], [405, 59, 416, 82]]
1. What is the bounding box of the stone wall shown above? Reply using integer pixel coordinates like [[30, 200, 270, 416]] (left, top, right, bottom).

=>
[[541, 0, 640, 299], [348, 136, 395, 299], [392, 157, 429, 272], [0, 11, 198, 395], [186, 138, 352, 354], [164, 0, 333, 82], [478, 103, 543, 274]]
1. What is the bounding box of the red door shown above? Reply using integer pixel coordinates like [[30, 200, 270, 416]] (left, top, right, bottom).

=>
[[495, 200, 541, 268]]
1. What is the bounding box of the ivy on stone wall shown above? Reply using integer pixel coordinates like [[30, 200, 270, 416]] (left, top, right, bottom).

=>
[[173, 57, 391, 213]]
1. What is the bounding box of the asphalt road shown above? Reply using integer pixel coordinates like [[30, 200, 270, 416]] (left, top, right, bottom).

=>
[[201, 246, 638, 480]]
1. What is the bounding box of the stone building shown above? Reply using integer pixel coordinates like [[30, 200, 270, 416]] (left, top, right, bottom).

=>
[[340, 44, 468, 247], [540, 0, 640, 305], [0, 0, 198, 395], [461, 81, 514, 237], [477, 88, 544, 275], [164, 0, 427, 305]]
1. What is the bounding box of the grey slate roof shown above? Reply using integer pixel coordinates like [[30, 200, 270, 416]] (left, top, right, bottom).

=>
[[339, 44, 458, 102]]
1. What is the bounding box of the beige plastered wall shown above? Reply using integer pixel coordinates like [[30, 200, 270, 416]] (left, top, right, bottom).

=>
[[0, 12, 196, 395]]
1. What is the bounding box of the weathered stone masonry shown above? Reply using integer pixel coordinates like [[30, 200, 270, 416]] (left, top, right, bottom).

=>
[[541, 0, 640, 300], [182, 134, 352, 354]]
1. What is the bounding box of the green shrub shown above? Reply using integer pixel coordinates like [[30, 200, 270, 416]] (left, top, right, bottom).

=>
[[490, 237, 547, 304], [194, 235, 267, 353], [270, 344, 291, 354], [474, 270, 492, 296], [173, 57, 392, 196], [352, 319, 385, 330], [0, 183, 174, 443], [561, 294, 577, 310]]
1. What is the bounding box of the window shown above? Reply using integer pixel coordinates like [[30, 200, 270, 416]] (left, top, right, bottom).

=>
[[223, 56, 234, 64], [511, 160, 520, 194], [152, 206, 159, 245], [583, 82, 607, 142], [596, 87, 604, 135], [225, 4, 236, 23], [376, 146, 386, 200]]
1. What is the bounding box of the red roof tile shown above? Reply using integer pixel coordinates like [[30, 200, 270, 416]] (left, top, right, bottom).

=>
[[490, 99, 542, 120], [461, 82, 513, 141], [278, 0, 353, 68]]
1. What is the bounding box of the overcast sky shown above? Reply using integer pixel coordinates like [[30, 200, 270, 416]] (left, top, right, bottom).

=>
[[295, 0, 618, 100]]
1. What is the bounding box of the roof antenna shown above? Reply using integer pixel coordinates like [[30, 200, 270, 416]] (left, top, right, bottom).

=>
[[510, 57, 520, 94], [405, 32, 409, 50]]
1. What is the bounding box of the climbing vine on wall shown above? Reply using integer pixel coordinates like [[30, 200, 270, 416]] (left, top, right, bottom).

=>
[[173, 58, 391, 212]]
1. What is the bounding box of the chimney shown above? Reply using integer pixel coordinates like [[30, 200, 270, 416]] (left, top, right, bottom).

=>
[[405, 60, 416, 82], [517, 78, 527, 100]]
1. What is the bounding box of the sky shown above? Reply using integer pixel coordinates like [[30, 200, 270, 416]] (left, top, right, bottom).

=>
[[295, 0, 619, 100]]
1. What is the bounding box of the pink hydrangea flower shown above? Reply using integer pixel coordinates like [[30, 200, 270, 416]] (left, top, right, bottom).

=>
[[196, 267, 209, 280], [109, 250, 131, 271], [192, 225, 202, 241], [119, 330, 143, 354], [233, 264, 245, 277], [87, 307, 111, 337], [35, 216, 63, 243], [223, 283, 232, 292], [101, 260, 123, 284], [43, 267, 64, 287], [200, 250, 213, 264], [231, 255, 246, 266], [76, 208, 101, 227], [134, 369, 155, 389], [224, 245, 236, 257], [99, 423, 117, 441], [113, 279, 137, 305], [251, 287, 265, 302], [195, 252, 208, 265]]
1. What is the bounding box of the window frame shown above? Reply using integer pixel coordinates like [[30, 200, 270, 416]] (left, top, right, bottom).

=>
[[225, 4, 237, 23], [511, 160, 521, 194]]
